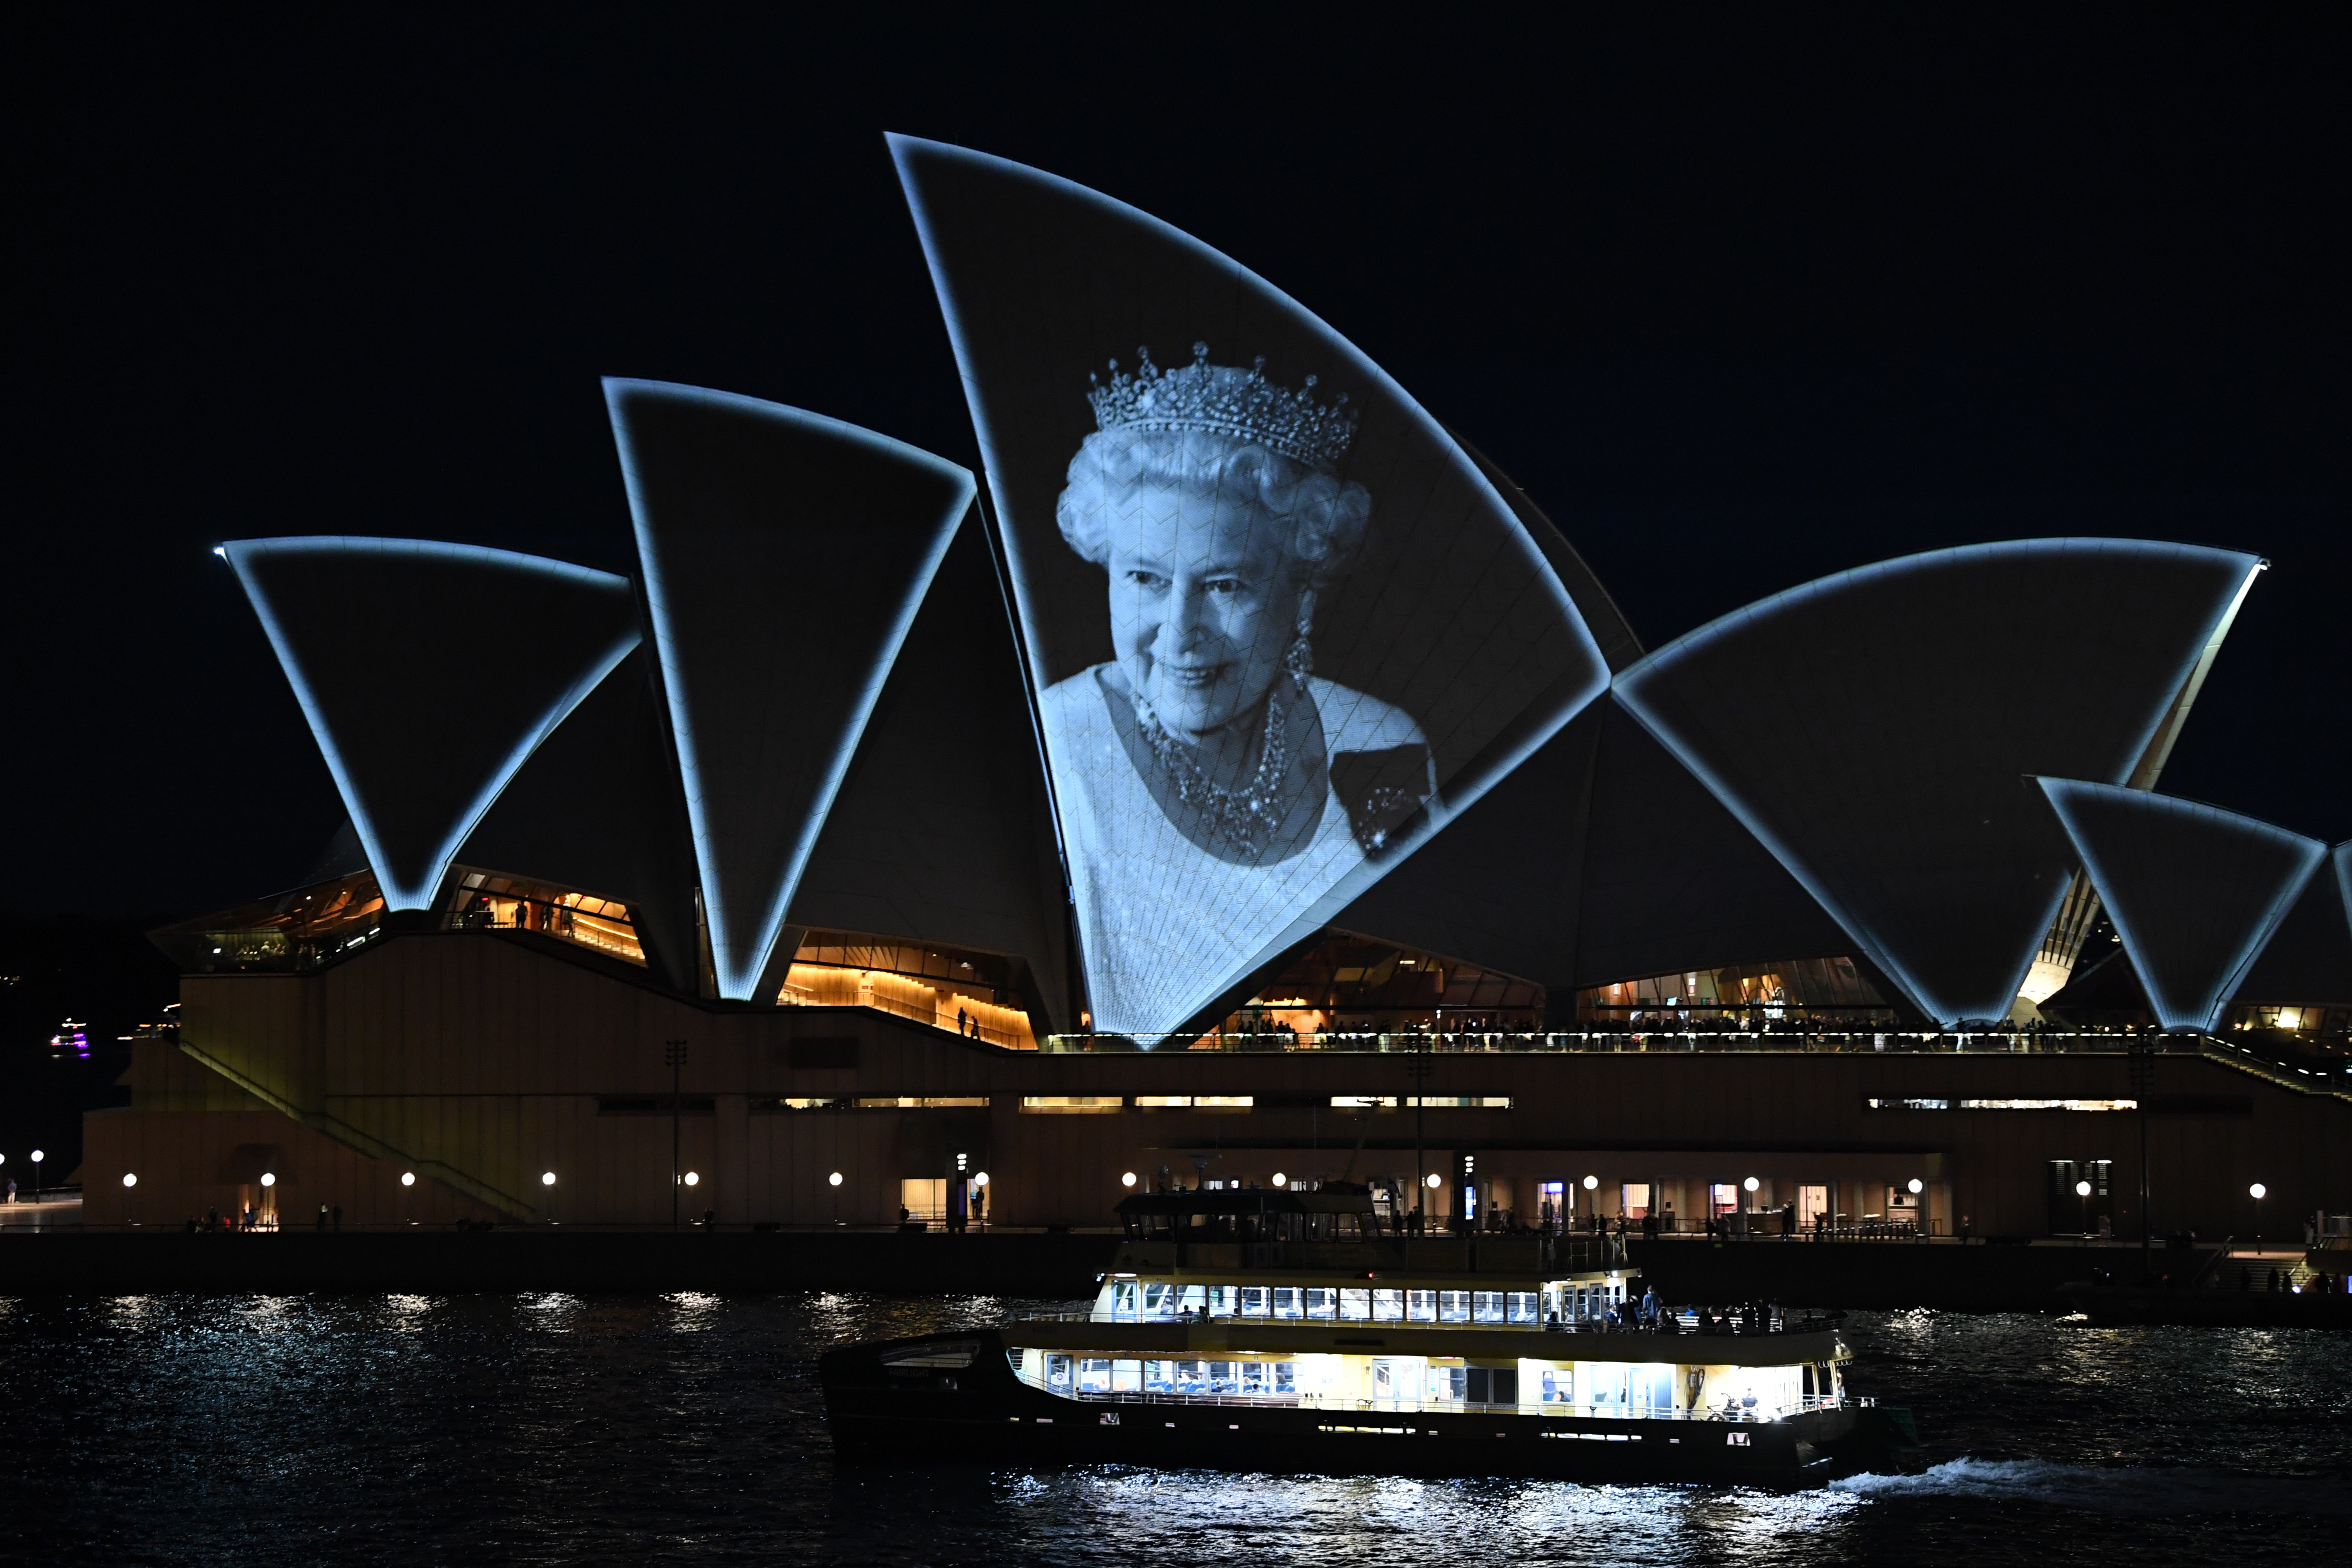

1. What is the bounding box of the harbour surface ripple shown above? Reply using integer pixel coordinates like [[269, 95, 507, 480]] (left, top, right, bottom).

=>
[[2, 1292, 2346, 1565]]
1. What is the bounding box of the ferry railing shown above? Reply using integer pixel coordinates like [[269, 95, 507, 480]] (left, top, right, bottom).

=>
[[1041, 1027, 2214, 1056], [1008, 1307, 1832, 1337]]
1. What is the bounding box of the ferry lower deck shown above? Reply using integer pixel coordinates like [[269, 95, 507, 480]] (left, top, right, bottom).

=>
[[819, 1326, 1916, 1484]]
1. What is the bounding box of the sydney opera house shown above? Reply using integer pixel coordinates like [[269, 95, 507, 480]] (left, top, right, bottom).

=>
[[81, 138, 2350, 1242]]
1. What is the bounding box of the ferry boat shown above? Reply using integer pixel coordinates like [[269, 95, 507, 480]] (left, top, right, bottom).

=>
[[821, 1184, 1920, 1484]]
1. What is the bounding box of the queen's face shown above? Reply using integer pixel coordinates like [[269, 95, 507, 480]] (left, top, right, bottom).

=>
[[1106, 481, 1300, 742]]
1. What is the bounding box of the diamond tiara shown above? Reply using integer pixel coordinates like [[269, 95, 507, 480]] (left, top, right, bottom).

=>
[[1086, 343, 1358, 471]]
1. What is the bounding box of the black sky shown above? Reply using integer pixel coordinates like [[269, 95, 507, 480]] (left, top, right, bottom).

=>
[[6, 10, 2346, 931]]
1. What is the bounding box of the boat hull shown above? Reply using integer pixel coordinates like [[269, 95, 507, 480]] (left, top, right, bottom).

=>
[[819, 1328, 1917, 1485]]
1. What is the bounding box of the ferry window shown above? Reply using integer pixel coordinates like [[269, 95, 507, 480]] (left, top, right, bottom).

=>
[[1339, 1288, 1371, 1321], [1143, 1282, 1178, 1315], [1463, 1367, 1517, 1405], [1473, 1291, 1505, 1325], [1240, 1361, 1269, 1396], [1209, 1361, 1243, 1394], [1538, 1365, 1571, 1403], [1046, 1353, 1072, 1390], [1371, 1358, 1411, 1404], [1802, 1365, 1816, 1403], [1273, 1287, 1304, 1320], [1372, 1288, 1404, 1322], [1111, 1280, 1138, 1318], [1407, 1289, 1437, 1323], [1638, 1364, 1674, 1410], [1507, 1291, 1538, 1324], [1274, 1362, 1297, 1395], [1240, 1286, 1269, 1318], [1177, 1285, 1207, 1315], [1305, 1288, 1338, 1320], [1439, 1290, 1471, 1323], [1434, 1367, 1467, 1402], [1620, 1183, 1650, 1220], [1144, 1359, 1172, 1392], [1078, 1358, 1112, 1393], [1206, 1286, 1237, 1318], [1112, 1360, 1142, 1393]]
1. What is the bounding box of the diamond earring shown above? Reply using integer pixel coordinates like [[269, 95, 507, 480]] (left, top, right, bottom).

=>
[[1285, 590, 1317, 690]]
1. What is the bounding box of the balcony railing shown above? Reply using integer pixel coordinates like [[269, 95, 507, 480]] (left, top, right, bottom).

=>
[[1043, 1027, 2209, 1055]]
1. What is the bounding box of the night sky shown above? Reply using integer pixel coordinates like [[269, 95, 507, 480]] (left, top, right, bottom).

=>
[[4, 15, 2344, 1158]]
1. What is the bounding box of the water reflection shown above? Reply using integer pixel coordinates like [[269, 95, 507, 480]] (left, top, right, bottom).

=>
[[0, 1300, 2341, 1568]]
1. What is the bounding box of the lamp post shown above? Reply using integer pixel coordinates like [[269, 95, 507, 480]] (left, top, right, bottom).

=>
[[2126, 1038, 2156, 1279], [2249, 1181, 2266, 1245], [2077, 1179, 2093, 1239], [1583, 1174, 1598, 1233], [29, 1149, 43, 1201], [663, 1039, 688, 1229]]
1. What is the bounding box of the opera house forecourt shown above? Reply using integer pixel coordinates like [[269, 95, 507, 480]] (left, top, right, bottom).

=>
[[78, 137, 2351, 1250]]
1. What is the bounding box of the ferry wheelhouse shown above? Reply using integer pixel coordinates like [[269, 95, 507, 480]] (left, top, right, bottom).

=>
[[821, 1185, 1919, 1483]]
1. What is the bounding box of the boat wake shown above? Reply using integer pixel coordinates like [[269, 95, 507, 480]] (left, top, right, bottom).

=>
[[1831, 1457, 2352, 1516]]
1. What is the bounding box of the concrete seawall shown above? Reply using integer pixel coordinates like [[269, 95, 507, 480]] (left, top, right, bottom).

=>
[[1628, 1238, 2218, 1311], [1, 1230, 2214, 1309], [0, 1230, 1119, 1296]]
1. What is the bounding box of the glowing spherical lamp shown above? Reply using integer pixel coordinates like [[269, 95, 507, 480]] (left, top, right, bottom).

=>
[[400, 1172, 416, 1187], [1120, 1171, 1137, 1188], [1582, 1175, 1598, 1191], [683, 1171, 700, 1187], [1907, 1178, 1925, 1195], [540, 1171, 557, 1187], [259, 1172, 276, 1188], [827, 1171, 843, 1187], [2075, 1180, 2092, 1198], [1426, 1172, 1443, 1189], [1742, 1176, 1760, 1193], [2249, 1182, 2267, 1200], [973, 1171, 990, 1188], [121, 1172, 137, 1188]]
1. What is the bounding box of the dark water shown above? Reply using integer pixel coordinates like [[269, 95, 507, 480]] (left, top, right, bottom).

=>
[[1, 1293, 2346, 1567]]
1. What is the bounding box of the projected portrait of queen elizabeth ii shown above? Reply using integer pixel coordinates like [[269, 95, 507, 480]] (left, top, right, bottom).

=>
[[1037, 344, 1435, 1034]]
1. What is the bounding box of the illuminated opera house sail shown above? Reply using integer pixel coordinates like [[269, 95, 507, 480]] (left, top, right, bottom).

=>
[[85, 136, 2350, 1240]]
